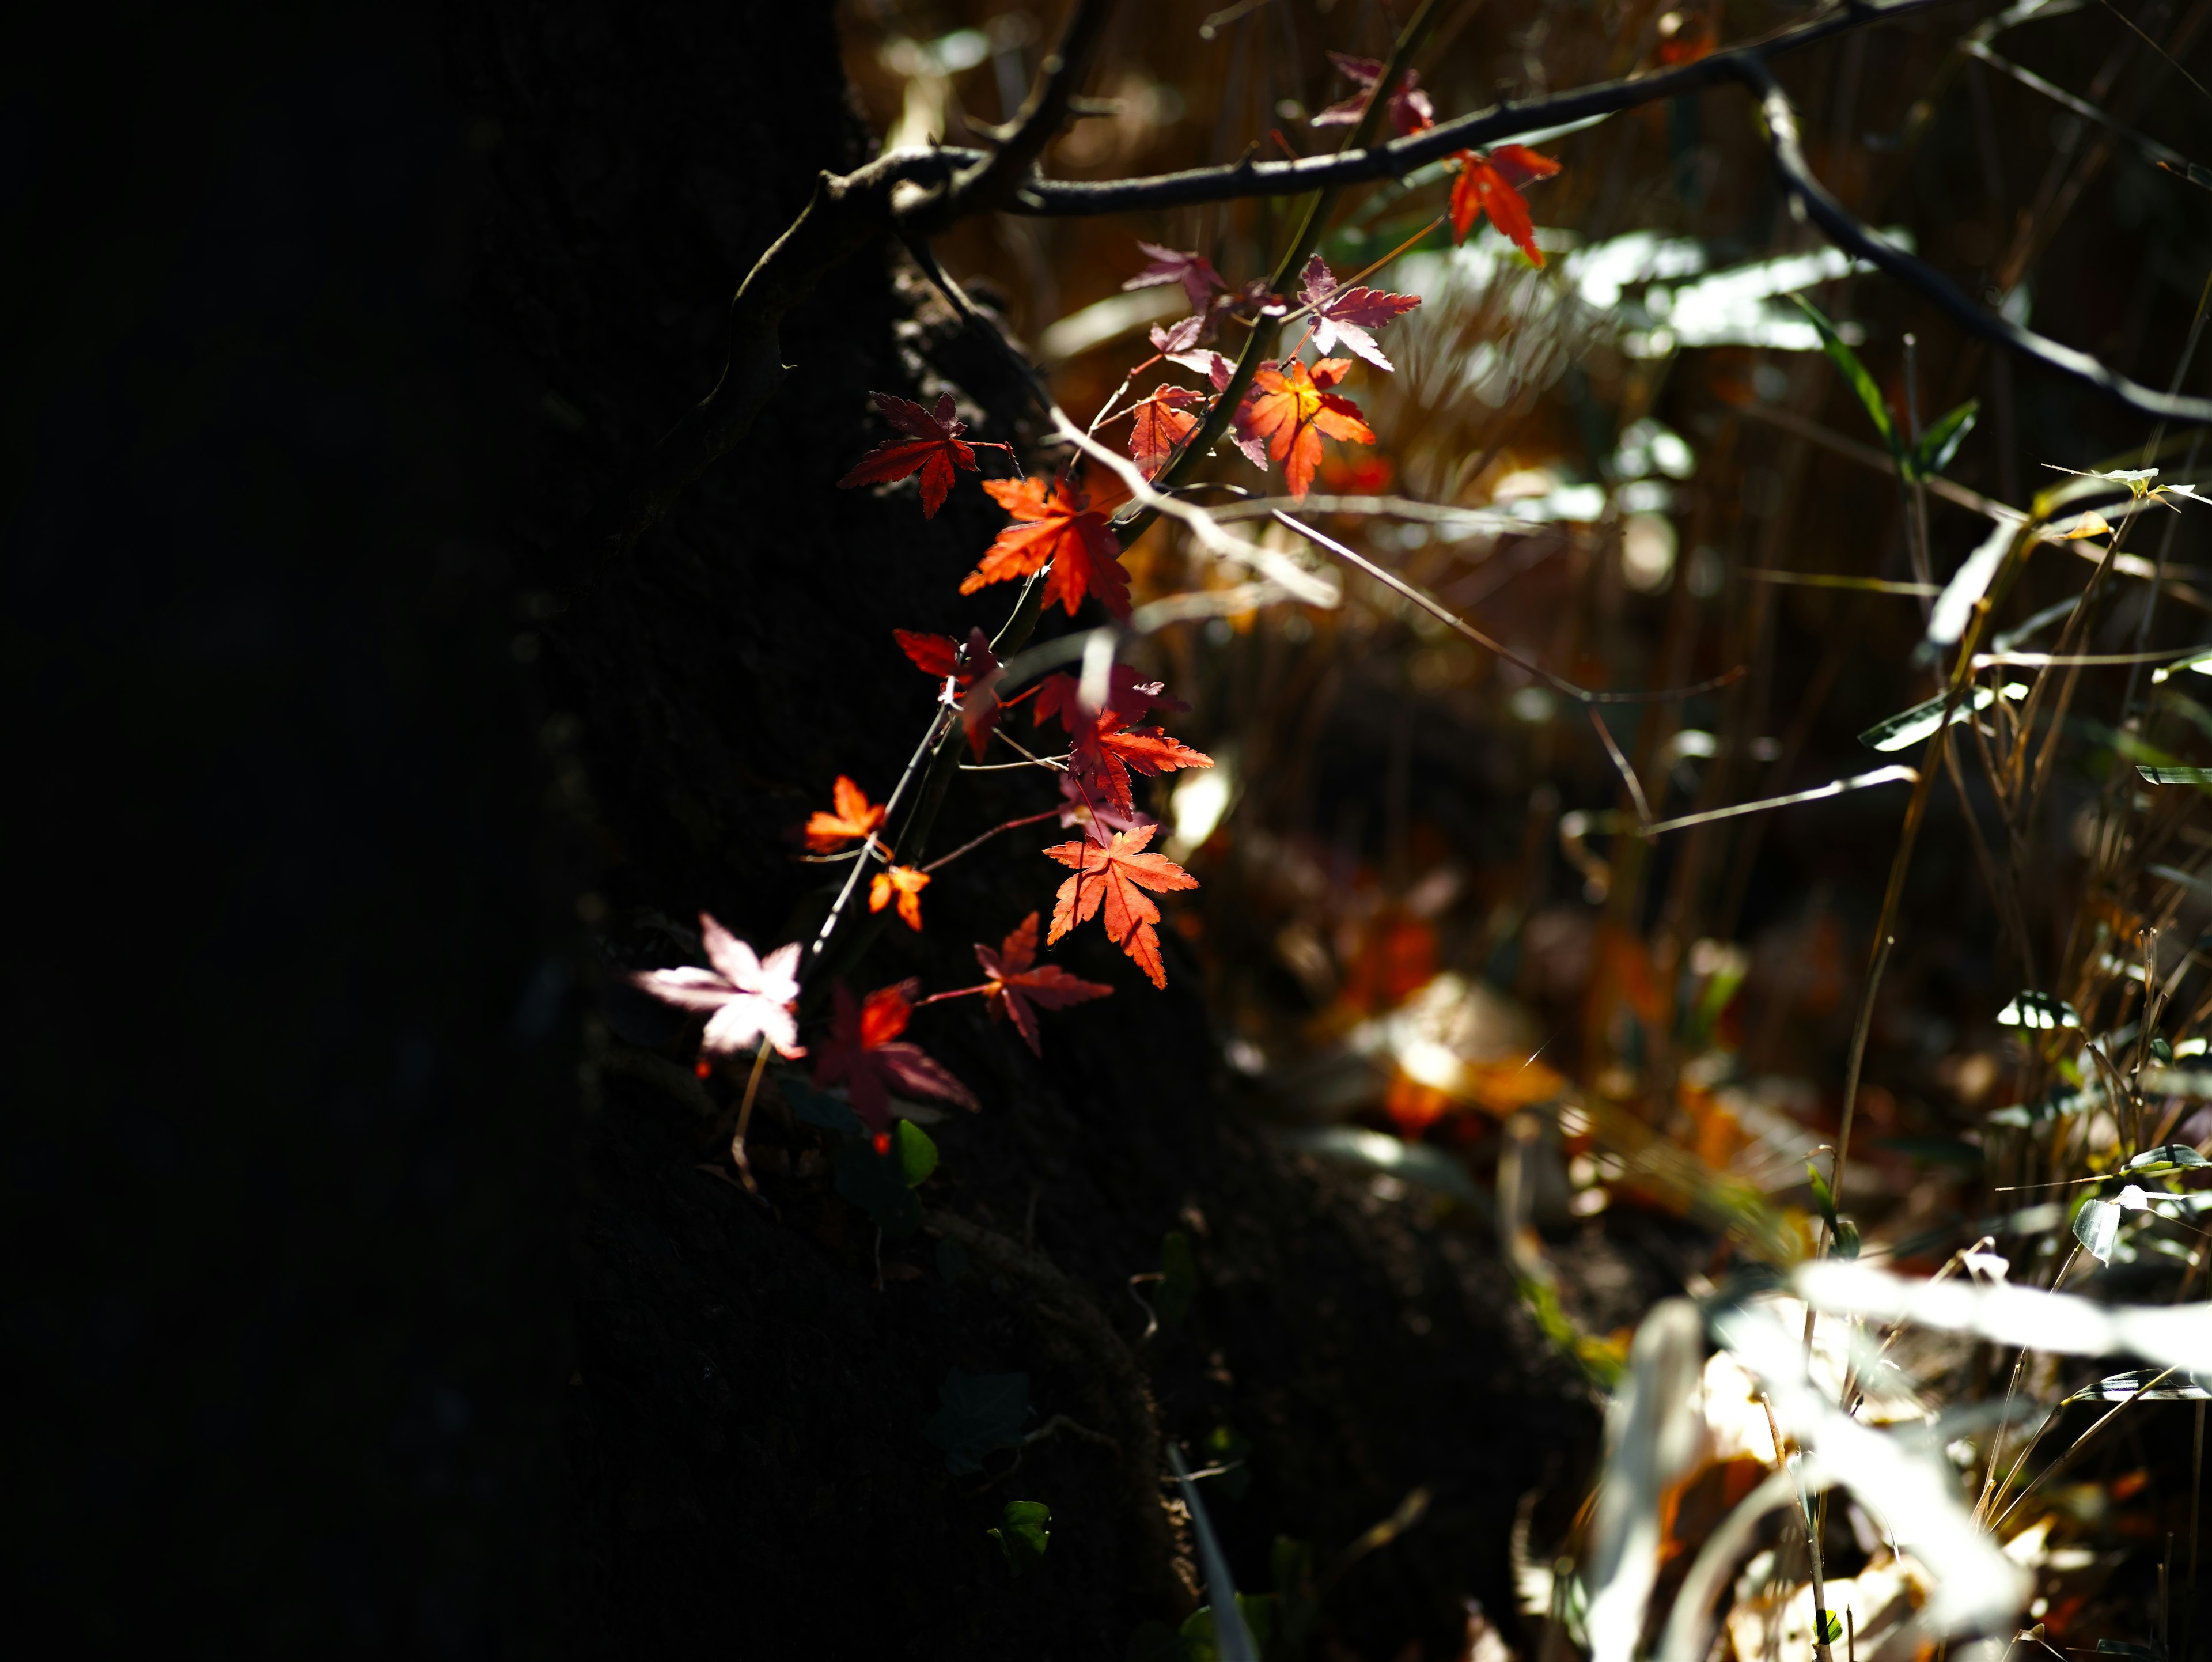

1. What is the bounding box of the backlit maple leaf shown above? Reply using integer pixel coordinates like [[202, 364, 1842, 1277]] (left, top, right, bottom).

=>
[[1043, 824, 1199, 990], [812, 980, 976, 1131], [961, 473, 1133, 618], [1296, 255, 1421, 372], [628, 913, 805, 1058], [895, 626, 1006, 759], [1056, 772, 1156, 842], [1032, 665, 1187, 731], [975, 913, 1113, 1055], [1233, 358, 1376, 499], [1149, 319, 1235, 388], [1448, 145, 1560, 266], [836, 392, 978, 517], [805, 775, 887, 853], [1129, 384, 1205, 478], [1067, 712, 1213, 813], [1123, 241, 1228, 313], [1309, 54, 1434, 135], [869, 864, 930, 930]]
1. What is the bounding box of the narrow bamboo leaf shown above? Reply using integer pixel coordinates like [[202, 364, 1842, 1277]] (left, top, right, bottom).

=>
[[2072, 1197, 2120, 1263], [1928, 516, 2018, 648], [1997, 990, 2081, 1030], [2149, 646, 2212, 683], [1169, 1445, 1259, 1662], [1859, 683, 2022, 752], [1909, 399, 1979, 479], [2127, 1141, 2211, 1172], [2063, 1367, 2212, 1403], [2138, 764, 2212, 785], [1791, 295, 1899, 457]]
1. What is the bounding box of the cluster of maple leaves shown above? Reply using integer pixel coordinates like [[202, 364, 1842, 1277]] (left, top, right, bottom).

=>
[[631, 50, 1562, 1123]]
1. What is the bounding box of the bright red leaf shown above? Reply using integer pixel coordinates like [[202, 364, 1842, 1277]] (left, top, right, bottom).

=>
[[1043, 824, 1199, 990], [1296, 255, 1421, 372], [975, 913, 1113, 1055], [836, 392, 977, 517], [1448, 145, 1560, 265], [805, 775, 887, 854], [960, 473, 1133, 618], [812, 980, 977, 1131], [1233, 358, 1376, 499], [1129, 383, 1205, 478], [869, 865, 930, 930], [1123, 241, 1228, 313]]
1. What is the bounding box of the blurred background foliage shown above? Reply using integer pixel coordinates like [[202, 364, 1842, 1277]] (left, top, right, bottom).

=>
[[836, 1, 2212, 1656]]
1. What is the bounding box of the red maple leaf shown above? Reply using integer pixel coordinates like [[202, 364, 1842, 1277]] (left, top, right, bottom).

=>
[[1032, 665, 1187, 732], [1309, 53, 1435, 135], [960, 473, 1133, 618], [1295, 254, 1422, 372], [975, 912, 1113, 1055], [1128, 383, 1205, 478], [1149, 319, 1235, 389], [1233, 358, 1376, 499], [893, 627, 1006, 760], [1123, 241, 1228, 313], [812, 980, 977, 1131], [1448, 145, 1561, 266], [1043, 824, 1199, 990], [1068, 713, 1214, 813], [869, 864, 930, 930], [804, 775, 887, 854], [836, 392, 978, 517]]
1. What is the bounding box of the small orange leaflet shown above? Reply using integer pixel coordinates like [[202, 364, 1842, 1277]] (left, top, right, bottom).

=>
[[1233, 358, 1376, 501], [960, 472, 1134, 618], [805, 775, 887, 853], [975, 912, 1112, 1054], [835, 392, 978, 517], [869, 864, 930, 930], [1128, 384, 1204, 479], [1043, 823, 1199, 990], [1448, 145, 1560, 266]]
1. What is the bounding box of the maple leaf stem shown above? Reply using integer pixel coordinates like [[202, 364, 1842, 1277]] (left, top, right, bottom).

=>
[[730, 1036, 773, 1192], [912, 982, 997, 1006], [921, 808, 1065, 874], [1087, 355, 1164, 436]]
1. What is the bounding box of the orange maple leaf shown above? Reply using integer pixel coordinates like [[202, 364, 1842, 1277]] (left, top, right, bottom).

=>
[[805, 775, 887, 854], [1043, 824, 1199, 990], [1448, 145, 1560, 266], [1069, 710, 1213, 812], [1232, 358, 1376, 500], [975, 912, 1113, 1054], [869, 864, 930, 930], [960, 473, 1134, 618], [1128, 383, 1205, 479], [836, 392, 978, 517]]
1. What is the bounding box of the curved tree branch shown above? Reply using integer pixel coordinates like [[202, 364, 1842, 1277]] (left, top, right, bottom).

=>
[[1728, 54, 2212, 427]]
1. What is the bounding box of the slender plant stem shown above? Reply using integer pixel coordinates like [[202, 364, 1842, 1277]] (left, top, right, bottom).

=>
[[922, 808, 1064, 873]]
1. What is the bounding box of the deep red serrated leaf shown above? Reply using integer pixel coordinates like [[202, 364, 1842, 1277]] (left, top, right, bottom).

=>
[[804, 775, 887, 853], [1042, 824, 1199, 990], [812, 980, 977, 1131], [1296, 255, 1421, 371], [1129, 383, 1205, 478], [836, 392, 977, 516], [1233, 358, 1377, 499], [1071, 714, 1213, 812], [974, 912, 1113, 1054], [960, 474, 1133, 618], [1032, 665, 1187, 733], [1309, 54, 1434, 135], [1123, 241, 1228, 313], [1448, 146, 1560, 265]]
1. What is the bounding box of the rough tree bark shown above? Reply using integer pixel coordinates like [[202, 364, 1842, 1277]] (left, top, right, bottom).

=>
[[15, 1, 1597, 1655]]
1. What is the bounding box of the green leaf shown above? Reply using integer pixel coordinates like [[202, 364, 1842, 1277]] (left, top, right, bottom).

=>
[[2151, 1036, 2175, 1065], [1158, 1229, 1198, 1330], [1908, 399, 1979, 480], [2127, 1141, 2211, 1173], [923, 1368, 1029, 1475], [987, 1500, 1051, 1574], [2064, 1366, 2212, 1403], [891, 1118, 938, 1186], [1830, 1216, 1861, 1260], [1858, 683, 2021, 752], [2138, 763, 2212, 786], [1806, 1160, 1838, 1226], [2150, 646, 2212, 684], [1791, 295, 1899, 458], [1998, 990, 2082, 1031], [835, 1138, 921, 1235], [1817, 1608, 1844, 1646], [2072, 1196, 2121, 1265]]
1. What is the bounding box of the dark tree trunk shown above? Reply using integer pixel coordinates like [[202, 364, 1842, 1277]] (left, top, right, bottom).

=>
[[14, 2, 1595, 1655]]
